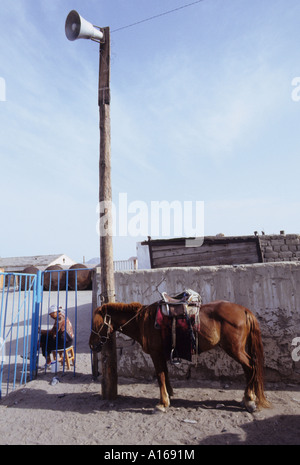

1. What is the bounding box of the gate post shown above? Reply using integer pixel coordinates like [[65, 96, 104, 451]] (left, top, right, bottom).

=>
[[30, 270, 42, 380]]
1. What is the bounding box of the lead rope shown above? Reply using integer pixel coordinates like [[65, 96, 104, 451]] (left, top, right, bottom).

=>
[[115, 302, 153, 333]]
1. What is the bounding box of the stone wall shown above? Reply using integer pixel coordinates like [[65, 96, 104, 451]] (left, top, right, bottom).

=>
[[260, 234, 300, 263], [92, 262, 300, 383]]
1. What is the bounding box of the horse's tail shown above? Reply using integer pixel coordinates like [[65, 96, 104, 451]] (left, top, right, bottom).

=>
[[246, 310, 271, 409]]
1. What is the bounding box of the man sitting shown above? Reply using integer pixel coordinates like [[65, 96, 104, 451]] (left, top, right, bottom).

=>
[[40, 305, 74, 367]]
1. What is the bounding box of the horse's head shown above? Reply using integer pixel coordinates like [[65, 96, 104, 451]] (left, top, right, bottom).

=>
[[89, 306, 114, 353], [89, 302, 144, 352]]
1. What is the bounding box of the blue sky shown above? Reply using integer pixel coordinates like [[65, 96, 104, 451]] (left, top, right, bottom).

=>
[[0, 0, 300, 262]]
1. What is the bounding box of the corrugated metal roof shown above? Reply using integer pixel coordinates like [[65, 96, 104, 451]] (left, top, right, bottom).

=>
[[0, 254, 71, 272]]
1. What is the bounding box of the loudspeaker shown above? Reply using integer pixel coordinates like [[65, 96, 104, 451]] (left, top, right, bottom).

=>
[[65, 10, 103, 42]]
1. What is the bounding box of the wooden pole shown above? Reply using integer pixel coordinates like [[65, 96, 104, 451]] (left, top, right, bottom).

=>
[[98, 27, 118, 400]]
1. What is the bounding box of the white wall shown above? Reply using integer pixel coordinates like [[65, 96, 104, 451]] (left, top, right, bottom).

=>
[[49, 254, 76, 268], [93, 262, 300, 382]]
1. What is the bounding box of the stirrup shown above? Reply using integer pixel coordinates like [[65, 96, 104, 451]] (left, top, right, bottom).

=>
[[170, 348, 181, 365]]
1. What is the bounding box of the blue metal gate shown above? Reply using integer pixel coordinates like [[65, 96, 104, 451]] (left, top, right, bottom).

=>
[[0, 267, 93, 399], [0, 271, 41, 399]]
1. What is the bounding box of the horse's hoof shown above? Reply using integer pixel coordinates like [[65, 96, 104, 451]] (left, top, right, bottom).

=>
[[244, 400, 257, 413], [154, 404, 167, 413]]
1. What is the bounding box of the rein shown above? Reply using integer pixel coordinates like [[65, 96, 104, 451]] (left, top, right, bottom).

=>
[[117, 309, 143, 332]]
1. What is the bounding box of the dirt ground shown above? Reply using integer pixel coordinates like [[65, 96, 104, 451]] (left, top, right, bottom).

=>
[[0, 351, 299, 446], [1, 291, 299, 448]]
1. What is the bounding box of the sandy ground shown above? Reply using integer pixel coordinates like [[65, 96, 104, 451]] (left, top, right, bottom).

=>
[[1, 290, 299, 447], [0, 352, 299, 446]]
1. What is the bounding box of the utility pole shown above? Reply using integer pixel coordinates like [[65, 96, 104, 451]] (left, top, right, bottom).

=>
[[65, 12, 117, 400], [98, 27, 118, 400]]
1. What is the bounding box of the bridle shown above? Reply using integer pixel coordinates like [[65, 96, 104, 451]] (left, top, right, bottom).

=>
[[91, 313, 114, 350]]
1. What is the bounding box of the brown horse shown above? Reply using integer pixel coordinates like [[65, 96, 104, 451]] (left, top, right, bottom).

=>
[[89, 300, 271, 413]]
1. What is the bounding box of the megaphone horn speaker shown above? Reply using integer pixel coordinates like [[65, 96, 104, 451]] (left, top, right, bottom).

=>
[[65, 10, 104, 42]]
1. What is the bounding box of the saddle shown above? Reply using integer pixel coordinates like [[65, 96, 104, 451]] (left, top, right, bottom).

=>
[[160, 290, 201, 317], [156, 289, 201, 364]]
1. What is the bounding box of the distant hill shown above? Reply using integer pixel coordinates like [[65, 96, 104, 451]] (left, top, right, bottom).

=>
[[86, 257, 100, 265]]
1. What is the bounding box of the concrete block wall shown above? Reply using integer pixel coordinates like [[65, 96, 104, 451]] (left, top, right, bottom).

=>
[[260, 234, 300, 263], [93, 262, 300, 383]]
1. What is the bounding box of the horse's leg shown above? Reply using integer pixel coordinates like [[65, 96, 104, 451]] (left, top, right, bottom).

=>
[[237, 352, 257, 413], [150, 353, 171, 412], [163, 362, 173, 397], [227, 311, 271, 412], [222, 342, 257, 412], [166, 373, 174, 398]]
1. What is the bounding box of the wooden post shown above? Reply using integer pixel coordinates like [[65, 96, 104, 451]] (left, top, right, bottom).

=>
[[98, 27, 118, 400]]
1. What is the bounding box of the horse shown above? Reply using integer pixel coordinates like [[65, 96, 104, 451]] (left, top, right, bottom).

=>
[[89, 300, 271, 413]]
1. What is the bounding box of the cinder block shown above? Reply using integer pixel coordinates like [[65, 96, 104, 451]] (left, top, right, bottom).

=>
[[285, 239, 300, 245], [289, 246, 298, 252], [264, 252, 279, 259], [270, 239, 285, 246], [280, 245, 289, 252], [264, 246, 273, 253], [279, 251, 293, 259]]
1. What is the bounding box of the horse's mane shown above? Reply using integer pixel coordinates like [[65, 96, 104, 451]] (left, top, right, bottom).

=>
[[94, 302, 143, 316]]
